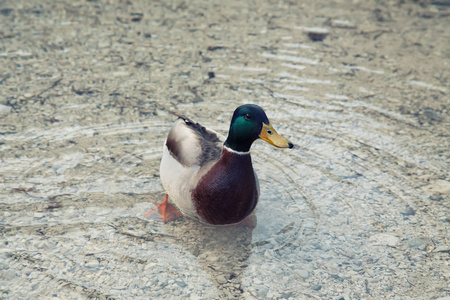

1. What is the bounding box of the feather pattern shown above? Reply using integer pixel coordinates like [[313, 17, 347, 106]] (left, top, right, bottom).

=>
[[166, 115, 224, 167]]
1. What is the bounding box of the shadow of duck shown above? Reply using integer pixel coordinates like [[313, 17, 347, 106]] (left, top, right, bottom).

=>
[[111, 214, 255, 298]]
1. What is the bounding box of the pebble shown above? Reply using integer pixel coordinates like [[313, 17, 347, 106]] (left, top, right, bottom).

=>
[[176, 281, 187, 288], [434, 246, 450, 253], [34, 212, 44, 218], [205, 255, 218, 263], [408, 238, 429, 250], [330, 19, 356, 28], [1, 1, 448, 300], [216, 275, 228, 284], [36, 241, 49, 249], [353, 260, 362, 266], [2, 269, 16, 280], [255, 284, 269, 297], [401, 206, 416, 216], [369, 233, 400, 247], [422, 180, 450, 194], [112, 71, 130, 77], [295, 269, 309, 279], [0, 104, 12, 113], [85, 260, 100, 267], [304, 27, 329, 42], [352, 265, 363, 272]]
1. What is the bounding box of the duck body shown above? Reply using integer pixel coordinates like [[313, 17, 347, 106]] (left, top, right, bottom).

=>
[[192, 147, 258, 224], [155, 104, 293, 226]]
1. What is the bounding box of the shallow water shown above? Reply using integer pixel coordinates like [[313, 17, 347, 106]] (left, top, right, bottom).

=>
[[1, 0, 449, 299]]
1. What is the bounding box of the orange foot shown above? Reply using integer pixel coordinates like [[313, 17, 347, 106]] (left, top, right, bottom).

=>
[[144, 194, 181, 222]]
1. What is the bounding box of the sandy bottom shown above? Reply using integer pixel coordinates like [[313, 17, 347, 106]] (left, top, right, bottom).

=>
[[0, 0, 449, 299]]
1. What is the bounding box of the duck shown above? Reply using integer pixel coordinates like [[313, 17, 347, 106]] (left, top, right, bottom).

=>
[[145, 104, 294, 226]]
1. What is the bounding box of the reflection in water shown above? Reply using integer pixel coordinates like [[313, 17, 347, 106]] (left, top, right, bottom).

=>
[[111, 216, 255, 298]]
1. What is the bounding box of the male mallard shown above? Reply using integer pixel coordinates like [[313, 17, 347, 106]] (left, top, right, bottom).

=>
[[145, 104, 294, 225]]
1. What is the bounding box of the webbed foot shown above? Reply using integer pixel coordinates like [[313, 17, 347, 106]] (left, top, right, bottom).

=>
[[144, 194, 181, 222]]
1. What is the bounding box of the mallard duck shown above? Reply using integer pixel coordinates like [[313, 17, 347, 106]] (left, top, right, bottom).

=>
[[145, 104, 294, 225]]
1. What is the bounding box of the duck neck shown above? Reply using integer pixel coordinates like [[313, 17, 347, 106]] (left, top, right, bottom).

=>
[[223, 144, 251, 155], [224, 135, 255, 152]]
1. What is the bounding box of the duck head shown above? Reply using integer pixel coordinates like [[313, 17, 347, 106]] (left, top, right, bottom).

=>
[[224, 104, 294, 152]]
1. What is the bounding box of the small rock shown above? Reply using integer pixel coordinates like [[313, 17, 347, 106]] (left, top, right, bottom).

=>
[[205, 255, 218, 263], [369, 233, 400, 247], [330, 274, 344, 281], [112, 71, 130, 77], [352, 265, 363, 272], [0, 104, 12, 113], [295, 269, 309, 279], [216, 275, 227, 284], [422, 180, 450, 194], [304, 27, 329, 41], [85, 260, 100, 267], [430, 194, 444, 202], [408, 238, 430, 250], [330, 19, 356, 29], [434, 245, 450, 253], [401, 206, 415, 216], [253, 278, 262, 284], [34, 212, 44, 218], [36, 241, 49, 249], [255, 285, 269, 297], [353, 260, 362, 266], [2, 269, 16, 280], [312, 284, 322, 291], [175, 281, 187, 288]]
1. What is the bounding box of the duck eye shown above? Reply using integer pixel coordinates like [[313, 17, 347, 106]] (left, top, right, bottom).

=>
[[244, 114, 252, 121]]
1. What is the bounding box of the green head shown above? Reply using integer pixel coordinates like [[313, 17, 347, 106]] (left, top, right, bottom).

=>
[[224, 104, 294, 152]]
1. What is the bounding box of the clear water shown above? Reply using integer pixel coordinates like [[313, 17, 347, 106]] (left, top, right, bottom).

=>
[[1, 0, 449, 299]]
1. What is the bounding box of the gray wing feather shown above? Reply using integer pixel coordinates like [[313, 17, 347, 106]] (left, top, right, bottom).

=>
[[166, 115, 224, 167]]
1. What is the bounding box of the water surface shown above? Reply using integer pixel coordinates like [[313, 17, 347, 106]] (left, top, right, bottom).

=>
[[1, 0, 449, 299]]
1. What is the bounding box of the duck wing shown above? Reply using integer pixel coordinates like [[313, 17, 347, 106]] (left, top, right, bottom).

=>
[[165, 115, 224, 167]]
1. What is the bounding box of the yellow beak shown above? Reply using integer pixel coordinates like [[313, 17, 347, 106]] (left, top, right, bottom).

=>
[[259, 123, 294, 148]]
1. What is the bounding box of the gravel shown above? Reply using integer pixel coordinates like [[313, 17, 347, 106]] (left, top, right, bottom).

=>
[[0, 0, 449, 299]]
